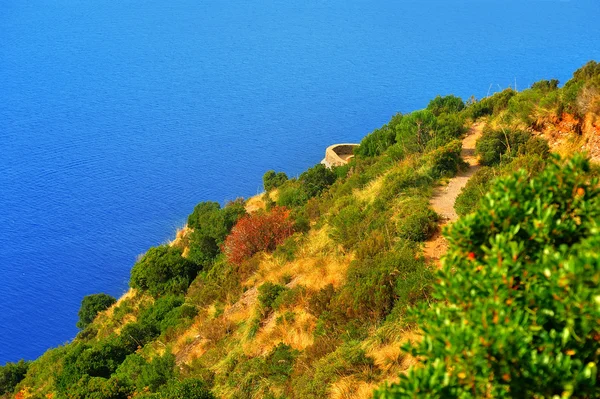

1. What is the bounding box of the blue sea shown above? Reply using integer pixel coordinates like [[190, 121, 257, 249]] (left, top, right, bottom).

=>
[[1, 0, 598, 363]]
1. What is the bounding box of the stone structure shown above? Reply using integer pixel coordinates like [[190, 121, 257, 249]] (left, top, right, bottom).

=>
[[321, 143, 359, 168]]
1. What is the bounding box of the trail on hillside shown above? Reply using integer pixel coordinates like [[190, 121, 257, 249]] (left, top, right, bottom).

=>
[[424, 123, 483, 264]]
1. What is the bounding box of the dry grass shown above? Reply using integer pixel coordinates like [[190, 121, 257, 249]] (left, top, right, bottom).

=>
[[354, 173, 386, 204], [243, 307, 316, 356], [330, 377, 382, 399]]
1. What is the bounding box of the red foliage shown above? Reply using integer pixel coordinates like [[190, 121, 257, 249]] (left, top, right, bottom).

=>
[[223, 206, 294, 265]]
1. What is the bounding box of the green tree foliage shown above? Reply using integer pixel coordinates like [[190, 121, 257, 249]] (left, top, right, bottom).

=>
[[299, 164, 337, 198], [161, 378, 215, 399], [395, 110, 437, 153], [531, 78, 559, 92], [130, 246, 199, 297], [262, 170, 288, 192], [426, 95, 465, 116], [355, 113, 403, 157], [77, 293, 117, 329], [0, 360, 29, 395], [467, 88, 516, 119], [186, 200, 246, 267], [376, 155, 600, 398]]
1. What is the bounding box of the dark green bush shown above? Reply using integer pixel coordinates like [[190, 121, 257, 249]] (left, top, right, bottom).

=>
[[475, 127, 530, 166], [426, 139, 464, 178], [299, 164, 337, 198], [396, 198, 438, 242], [0, 360, 29, 395], [257, 282, 287, 313], [263, 170, 288, 192], [426, 95, 465, 116], [355, 113, 403, 158], [531, 78, 559, 92], [77, 293, 117, 329], [161, 378, 215, 399], [377, 154, 600, 398], [395, 110, 438, 153], [130, 246, 199, 297]]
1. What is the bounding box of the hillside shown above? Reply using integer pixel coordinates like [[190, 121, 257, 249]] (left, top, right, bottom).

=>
[[2, 61, 599, 399]]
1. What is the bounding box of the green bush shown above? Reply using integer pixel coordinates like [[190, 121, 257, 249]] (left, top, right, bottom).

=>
[[77, 293, 117, 329], [376, 154, 600, 397], [395, 110, 438, 153], [475, 127, 530, 166], [299, 164, 337, 198], [396, 198, 438, 242], [276, 184, 308, 208], [130, 246, 199, 297], [257, 282, 287, 313], [263, 170, 288, 192], [0, 360, 29, 395], [426, 139, 464, 178], [161, 378, 215, 399], [355, 113, 403, 158], [426, 95, 465, 116]]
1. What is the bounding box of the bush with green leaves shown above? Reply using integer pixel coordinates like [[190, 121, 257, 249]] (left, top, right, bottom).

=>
[[77, 293, 117, 329], [299, 163, 337, 198], [475, 127, 531, 166], [376, 154, 600, 398], [355, 113, 403, 158], [185, 200, 246, 268], [262, 170, 288, 191], [426, 95, 465, 116], [257, 282, 287, 314], [0, 360, 29, 395], [160, 378, 215, 399], [130, 246, 199, 297], [395, 109, 438, 153]]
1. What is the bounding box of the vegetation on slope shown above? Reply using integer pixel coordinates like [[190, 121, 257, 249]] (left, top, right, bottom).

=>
[[1, 61, 599, 399]]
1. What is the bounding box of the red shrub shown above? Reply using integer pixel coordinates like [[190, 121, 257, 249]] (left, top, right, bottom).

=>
[[223, 206, 294, 265]]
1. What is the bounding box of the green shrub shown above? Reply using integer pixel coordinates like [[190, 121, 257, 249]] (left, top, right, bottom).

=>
[[276, 184, 308, 208], [395, 110, 438, 153], [396, 198, 438, 242], [161, 378, 215, 399], [130, 246, 199, 297], [77, 293, 117, 329], [377, 154, 600, 397], [426, 95, 465, 116], [329, 202, 365, 250], [355, 113, 403, 158], [0, 360, 29, 395], [263, 170, 288, 192], [531, 78, 559, 91], [299, 164, 337, 198], [425, 139, 464, 178], [475, 127, 530, 166], [257, 282, 287, 313]]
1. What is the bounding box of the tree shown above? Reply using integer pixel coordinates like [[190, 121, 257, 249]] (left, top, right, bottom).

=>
[[299, 164, 336, 198], [263, 170, 288, 191], [77, 293, 117, 329], [0, 360, 29, 395], [376, 155, 600, 398], [395, 110, 437, 153], [426, 95, 465, 116], [130, 246, 199, 297]]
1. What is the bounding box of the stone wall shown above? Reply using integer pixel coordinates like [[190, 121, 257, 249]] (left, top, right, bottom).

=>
[[321, 143, 359, 168]]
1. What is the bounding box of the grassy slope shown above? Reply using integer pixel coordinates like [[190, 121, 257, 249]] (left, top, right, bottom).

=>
[[7, 61, 600, 399]]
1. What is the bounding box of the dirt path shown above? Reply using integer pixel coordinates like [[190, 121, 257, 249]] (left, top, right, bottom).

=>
[[424, 123, 483, 264]]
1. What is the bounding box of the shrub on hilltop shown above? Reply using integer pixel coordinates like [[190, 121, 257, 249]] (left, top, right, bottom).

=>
[[376, 154, 600, 398]]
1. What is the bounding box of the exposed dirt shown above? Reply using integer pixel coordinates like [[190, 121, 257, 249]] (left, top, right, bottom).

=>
[[424, 123, 483, 265]]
